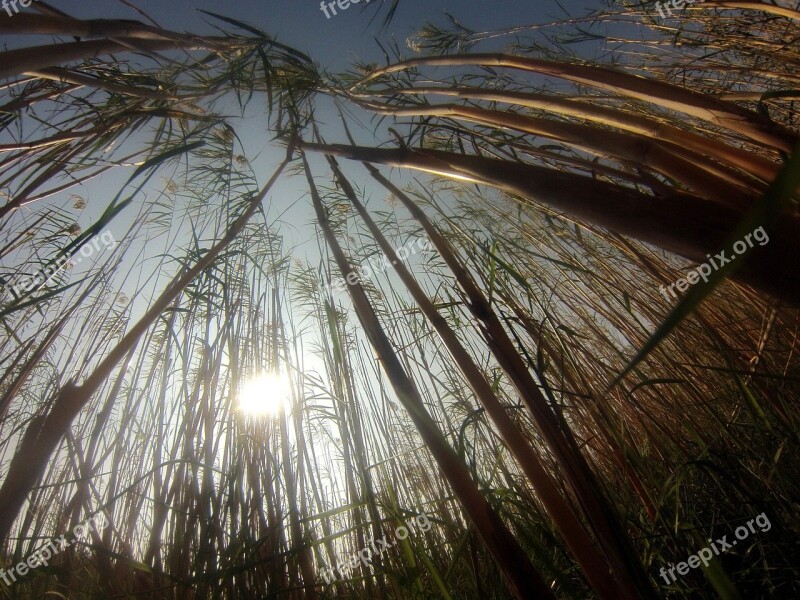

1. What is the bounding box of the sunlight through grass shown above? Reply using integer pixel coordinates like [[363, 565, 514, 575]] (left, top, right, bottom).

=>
[[238, 372, 291, 416]]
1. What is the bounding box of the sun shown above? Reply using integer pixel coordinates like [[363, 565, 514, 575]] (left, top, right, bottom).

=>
[[238, 372, 291, 416]]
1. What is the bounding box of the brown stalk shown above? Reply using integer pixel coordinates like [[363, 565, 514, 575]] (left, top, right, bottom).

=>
[[429, 121, 665, 191], [353, 53, 797, 152], [301, 150, 557, 600], [353, 158, 659, 600], [325, 152, 631, 599], [355, 85, 779, 183], [0, 13, 194, 41], [697, 0, 800, 20], [0, 38, 221, 81], [299, 142, 800, 304], [352, 99, 756, 206]]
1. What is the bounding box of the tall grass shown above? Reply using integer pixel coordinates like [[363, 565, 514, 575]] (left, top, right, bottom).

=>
[[0, 3, 798, 599]]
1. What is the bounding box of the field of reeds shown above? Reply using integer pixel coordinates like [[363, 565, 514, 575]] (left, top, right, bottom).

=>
[[0, 1, 798, 598]]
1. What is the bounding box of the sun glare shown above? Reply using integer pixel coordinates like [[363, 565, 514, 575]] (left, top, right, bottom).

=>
[[238, 372, 291, 416]]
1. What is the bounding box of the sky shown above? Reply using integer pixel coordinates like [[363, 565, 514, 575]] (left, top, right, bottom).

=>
[[54, 0, 573, 69]]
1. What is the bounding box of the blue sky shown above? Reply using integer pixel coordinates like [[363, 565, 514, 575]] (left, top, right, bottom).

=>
[[54, 0, 575, 69]]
